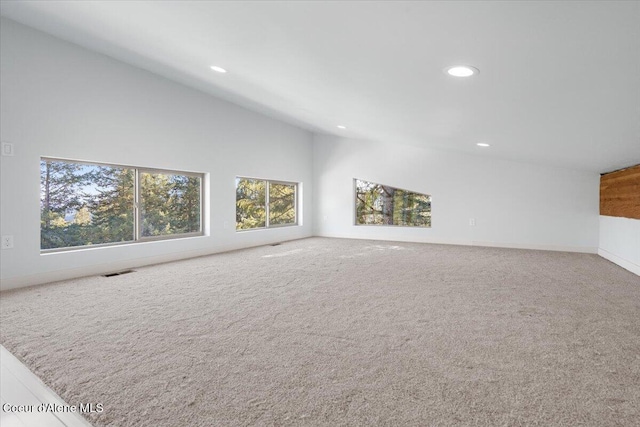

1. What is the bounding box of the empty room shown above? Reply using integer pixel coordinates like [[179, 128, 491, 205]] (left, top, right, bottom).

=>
[[1, 1, 639, 426]]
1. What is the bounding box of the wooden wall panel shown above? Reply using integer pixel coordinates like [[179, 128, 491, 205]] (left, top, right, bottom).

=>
[[600, 164, 640, 219]]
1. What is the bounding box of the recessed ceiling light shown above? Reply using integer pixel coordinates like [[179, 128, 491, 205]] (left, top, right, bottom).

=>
[[210, 66, 227, 73], [477, 143, 490, 147], [446, 65, 479, 77], [337, 125, 347, 129]]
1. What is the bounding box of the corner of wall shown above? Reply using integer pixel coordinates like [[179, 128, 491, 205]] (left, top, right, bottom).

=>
[[598, 215, 640, 277]]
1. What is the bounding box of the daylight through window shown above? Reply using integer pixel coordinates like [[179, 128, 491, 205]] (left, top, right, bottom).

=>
[[236, 178, 297, 230], [355, 179, 431, 227], [40, 158, 203, 251]]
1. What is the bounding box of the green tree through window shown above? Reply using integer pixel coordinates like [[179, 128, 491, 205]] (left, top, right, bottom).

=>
[[40, 159, 202, 250], [269, 182, 296, 226], [140, 172, 202, 237], [236, 178, 297, 230], [355, 179, 431, 227]]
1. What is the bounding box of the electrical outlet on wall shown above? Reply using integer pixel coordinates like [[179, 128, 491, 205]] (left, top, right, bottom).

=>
[[1, 141, 14, 156], [469, 218, 476, 226], [2, 235, 14, 249]]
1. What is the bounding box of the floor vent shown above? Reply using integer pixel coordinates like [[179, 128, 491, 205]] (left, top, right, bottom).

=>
[[103, 270, 135, 278]]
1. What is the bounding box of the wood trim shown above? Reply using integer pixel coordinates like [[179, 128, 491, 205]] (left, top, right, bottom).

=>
[[600, 164, 640, 219]]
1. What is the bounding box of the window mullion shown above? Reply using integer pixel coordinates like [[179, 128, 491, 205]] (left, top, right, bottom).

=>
[[200, 177, 204, 233], [265, 180, 270, 228], [135, 169, 141, 241]]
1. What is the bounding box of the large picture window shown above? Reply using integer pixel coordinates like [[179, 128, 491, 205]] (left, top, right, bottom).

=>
[[355, 179, 431, 227], [236, 178, 297, 230], [40, 158, 203, 251]]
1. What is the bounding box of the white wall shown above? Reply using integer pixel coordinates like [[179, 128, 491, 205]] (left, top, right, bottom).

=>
[[598, 216, 640, 275], [0, 19, 314, 290], [313, 135, 600, 252]]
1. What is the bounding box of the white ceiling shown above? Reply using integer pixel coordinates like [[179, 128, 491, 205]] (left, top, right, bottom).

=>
[[2, 1, 639, 173]]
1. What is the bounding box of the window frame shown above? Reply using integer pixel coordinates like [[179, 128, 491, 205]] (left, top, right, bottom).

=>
[[353, 178, 432, 228], [40, 157, 205, 253], [235, 177, 298, 231]]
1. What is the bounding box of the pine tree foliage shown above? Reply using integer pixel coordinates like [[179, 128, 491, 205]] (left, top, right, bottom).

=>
[[236, 179, 296, 229], [355, 179, 431, 227], [40, 160, 202, 250], [40, 160, 92, 248], [141, 173, 201, 236], [269, 183, 296, 226], [236, 179, 266, 229], [88, 166, 135, 245]]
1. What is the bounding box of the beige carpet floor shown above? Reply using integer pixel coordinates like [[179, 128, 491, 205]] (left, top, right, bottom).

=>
[[1, 237, 639, 426]]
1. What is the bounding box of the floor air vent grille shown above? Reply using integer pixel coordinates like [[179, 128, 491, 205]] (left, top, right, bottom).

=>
[[103, 270, 135, 278]]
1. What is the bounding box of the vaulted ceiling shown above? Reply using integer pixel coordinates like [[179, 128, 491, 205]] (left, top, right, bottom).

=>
[[2, 1, 639, 173]]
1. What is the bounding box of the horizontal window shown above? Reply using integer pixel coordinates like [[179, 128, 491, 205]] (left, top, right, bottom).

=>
[[40, 158, 203, 251], [355, 179, 431, 227], [236, 177, 297, 230]]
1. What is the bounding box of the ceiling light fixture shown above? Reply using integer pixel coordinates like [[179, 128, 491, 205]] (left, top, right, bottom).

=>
[[210, 66, 227, 73], [477, 143, 490, 147], [337, 125, 347, 129], [446, 65, 479, 77]]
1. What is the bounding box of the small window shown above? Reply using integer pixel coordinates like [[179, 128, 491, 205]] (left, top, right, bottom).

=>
[[236, 177, 297, 230], [355, 179, 431, 227], [40, 158, 203, 251]]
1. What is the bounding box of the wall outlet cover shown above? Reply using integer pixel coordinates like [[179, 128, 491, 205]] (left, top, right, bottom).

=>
[[2, 235, 14, 249], [1, 142, 14, 156]]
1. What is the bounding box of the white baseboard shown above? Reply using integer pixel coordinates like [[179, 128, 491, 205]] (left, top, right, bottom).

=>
[[0, 237, 309, 292], [598, 248, 640, 276], [316, 233, 598, 254], [1, 247, 215, 292], [0, 235, 604, 292], [470, 240, 597, 253]]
